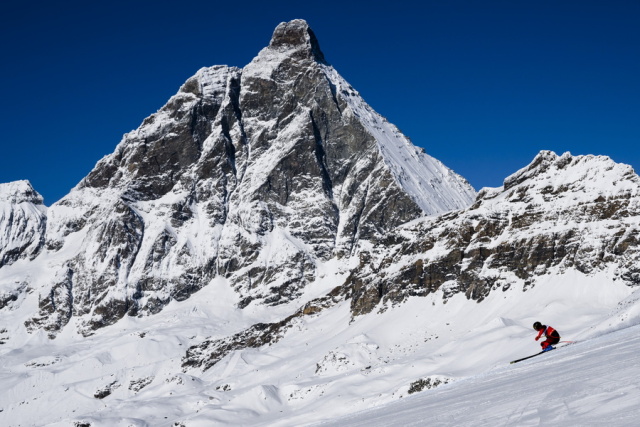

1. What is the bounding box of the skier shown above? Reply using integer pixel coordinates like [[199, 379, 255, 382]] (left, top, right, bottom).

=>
[[533, 321, 560, 351]]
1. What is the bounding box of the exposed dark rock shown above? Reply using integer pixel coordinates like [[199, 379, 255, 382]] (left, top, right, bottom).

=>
[[93, 381, 120, 399], [407, 377, 451, 394], [129, 377, 154, 392], [269, 19, 327, 64], [0, 291, 19, 311], [24, 268, 74, 338]]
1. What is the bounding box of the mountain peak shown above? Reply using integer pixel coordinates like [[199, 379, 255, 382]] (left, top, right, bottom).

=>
[[476, 150, 640, 208], [0, 180, 44, 205], [268, 19, 327, 63], [502, 150, 567, 191], [11, 15, 476, 337]]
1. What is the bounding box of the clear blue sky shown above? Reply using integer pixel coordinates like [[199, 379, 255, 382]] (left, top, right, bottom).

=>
[[1, 0, 639, 205]]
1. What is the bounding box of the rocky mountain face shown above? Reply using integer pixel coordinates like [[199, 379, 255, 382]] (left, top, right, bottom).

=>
[[347, 150, 640, 311], [183, 150, 640, 370], [0, 19, 475, 337]]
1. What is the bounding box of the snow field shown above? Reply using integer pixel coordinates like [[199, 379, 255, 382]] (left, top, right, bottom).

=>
[[2, 266, 635, 426], [318, 323, 640, 427]]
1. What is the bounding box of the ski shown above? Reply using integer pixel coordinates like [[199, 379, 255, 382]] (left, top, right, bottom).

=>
[[510, 340, 577, 364], [510, 348, 553, 364]]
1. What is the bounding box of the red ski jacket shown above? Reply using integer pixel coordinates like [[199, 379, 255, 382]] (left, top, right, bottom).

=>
[[536, 325, 560, 340]]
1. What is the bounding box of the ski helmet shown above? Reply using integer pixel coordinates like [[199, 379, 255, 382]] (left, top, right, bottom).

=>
[[533, 321, 543, 330]]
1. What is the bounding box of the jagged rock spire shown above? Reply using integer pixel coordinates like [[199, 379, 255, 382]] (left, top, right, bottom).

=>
[[268, 19, 327, 63]]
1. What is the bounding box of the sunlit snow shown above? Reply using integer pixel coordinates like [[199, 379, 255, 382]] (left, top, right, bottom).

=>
[[2, 267, 639, 426]]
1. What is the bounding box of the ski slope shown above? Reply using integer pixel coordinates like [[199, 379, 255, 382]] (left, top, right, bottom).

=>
[[1, 270, 639, 426], [317, 324, 640, 426]]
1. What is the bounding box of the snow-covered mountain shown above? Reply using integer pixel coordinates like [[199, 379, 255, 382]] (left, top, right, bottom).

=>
[[1, 19, 640, 427], [1, 19, 474, 338]]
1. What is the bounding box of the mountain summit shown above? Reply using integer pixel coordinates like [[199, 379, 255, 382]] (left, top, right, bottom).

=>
[[1, 19, 475, 337], [268, 19, 327, 63]]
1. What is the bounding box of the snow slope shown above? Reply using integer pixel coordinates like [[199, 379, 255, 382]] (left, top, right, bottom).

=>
[[319, 323, 640, 427], [1, 267, 638, 426], [320, 64, 476, 215]]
